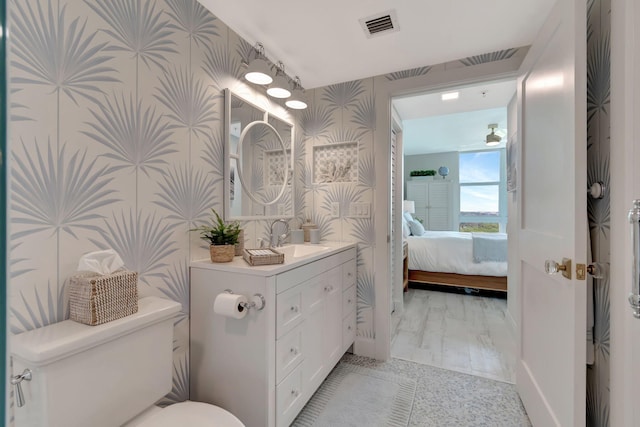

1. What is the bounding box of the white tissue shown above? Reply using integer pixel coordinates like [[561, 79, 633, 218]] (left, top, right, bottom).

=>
[[77, 249, 125, 275]]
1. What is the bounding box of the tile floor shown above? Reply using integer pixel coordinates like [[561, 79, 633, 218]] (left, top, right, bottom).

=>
[[341, 354, 531, 426], [391, 287, 516, 383]]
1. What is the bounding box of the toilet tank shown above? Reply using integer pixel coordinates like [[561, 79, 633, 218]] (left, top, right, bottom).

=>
[[11, 297, 181, 427]]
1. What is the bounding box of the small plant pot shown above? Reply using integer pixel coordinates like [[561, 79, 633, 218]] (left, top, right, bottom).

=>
[[210, 245, 235, 263]]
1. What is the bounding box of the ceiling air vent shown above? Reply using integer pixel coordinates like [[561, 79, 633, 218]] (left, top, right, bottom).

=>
[[359, 10, 400, 38]]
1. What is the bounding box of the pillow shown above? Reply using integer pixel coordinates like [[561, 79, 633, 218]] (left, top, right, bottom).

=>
[[402, 216, 410, 238], [408, 220, 425, 237], [403, 212, 414, 223]]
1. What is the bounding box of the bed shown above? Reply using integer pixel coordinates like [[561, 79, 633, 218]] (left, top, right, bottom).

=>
[[406, 231, 508, 292]]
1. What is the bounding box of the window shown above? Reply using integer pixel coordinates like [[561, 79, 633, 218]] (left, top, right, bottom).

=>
[[458, 150, 506, 232]]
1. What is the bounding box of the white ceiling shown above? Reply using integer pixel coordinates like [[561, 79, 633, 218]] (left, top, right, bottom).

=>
[[401, 108, 508, 156], [198, 0, 555, 89], [394, 79, 516, 155]]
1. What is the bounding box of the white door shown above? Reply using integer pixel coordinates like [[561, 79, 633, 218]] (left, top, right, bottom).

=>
[[516, 0, 587, 425], [610, 0, 640, 424]]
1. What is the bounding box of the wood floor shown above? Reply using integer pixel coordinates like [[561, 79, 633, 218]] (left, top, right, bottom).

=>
[[391, 287, 516, 383]]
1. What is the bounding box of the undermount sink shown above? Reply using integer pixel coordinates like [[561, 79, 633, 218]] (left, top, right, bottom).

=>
[[276, 244, 331, 259]]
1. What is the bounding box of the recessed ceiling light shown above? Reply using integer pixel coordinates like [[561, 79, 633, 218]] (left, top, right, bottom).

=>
[[441, 92, 459, 101]]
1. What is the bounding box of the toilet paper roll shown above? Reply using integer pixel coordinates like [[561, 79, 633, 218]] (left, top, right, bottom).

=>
[[213, 293, 248, 319]]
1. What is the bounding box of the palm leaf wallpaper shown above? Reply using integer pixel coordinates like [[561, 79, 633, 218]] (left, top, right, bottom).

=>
[[459, 48, 519, 66], [7, 0, 295, 408], [585, 0, 611, 423], [10, 1, 119, 105], [154, 66, 218, 137], [82, 93, 178, 176], [11, 140, 119, 239], [7, 0, 610, 420], [86, 0, 178, 69], [164, 0, 219, 48]]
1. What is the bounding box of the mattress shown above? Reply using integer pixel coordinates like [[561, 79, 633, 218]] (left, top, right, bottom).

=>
[[407, 231, 507, 277]]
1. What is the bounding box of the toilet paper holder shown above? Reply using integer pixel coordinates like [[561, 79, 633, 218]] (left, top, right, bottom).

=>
[[223, 289, 266, 311]]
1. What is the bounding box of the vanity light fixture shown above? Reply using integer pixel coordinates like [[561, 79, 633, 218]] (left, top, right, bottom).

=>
[[285, 76, 308, 109], [267, 61, 292, 99], [245, 42, 273, 85]]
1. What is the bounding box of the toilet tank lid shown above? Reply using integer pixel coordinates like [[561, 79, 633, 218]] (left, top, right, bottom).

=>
[[11, 297, 181, 366]]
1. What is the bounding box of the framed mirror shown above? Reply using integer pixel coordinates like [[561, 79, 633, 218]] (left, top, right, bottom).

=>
[[224, 89, 295, 220]]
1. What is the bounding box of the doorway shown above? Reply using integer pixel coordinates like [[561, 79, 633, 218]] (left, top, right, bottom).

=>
[[389, 78, 517, 383]]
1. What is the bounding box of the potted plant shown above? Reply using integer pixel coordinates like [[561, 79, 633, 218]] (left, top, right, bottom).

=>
[[409, 169, 437, 179], [409, 169, 436, 176], [191, 209, 242, 263]]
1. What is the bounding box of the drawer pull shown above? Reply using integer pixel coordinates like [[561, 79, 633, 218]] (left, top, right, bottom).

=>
[[290, 347, 298, 355], [291, 389, 300, 397], [347, 325, 352, 330], [324, 286, 330, 292], [347, 272, 353, 277], [347, 299, 352, 304], [290, 306, 298, 313]]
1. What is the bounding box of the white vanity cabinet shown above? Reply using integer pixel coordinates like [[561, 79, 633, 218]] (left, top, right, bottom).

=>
[[190, 243, 357, 427]]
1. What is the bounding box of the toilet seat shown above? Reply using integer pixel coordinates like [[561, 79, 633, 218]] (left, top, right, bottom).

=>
[[138, 401, 245, 427]]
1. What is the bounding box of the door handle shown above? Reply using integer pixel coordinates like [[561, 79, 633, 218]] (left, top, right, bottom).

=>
[[628, 200, 640, 318], [545, 258, 572, 279]]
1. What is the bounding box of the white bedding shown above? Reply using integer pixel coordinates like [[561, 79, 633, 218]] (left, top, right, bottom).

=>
[[407, 231, 507, 277]]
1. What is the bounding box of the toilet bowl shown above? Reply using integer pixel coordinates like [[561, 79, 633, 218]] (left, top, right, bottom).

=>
[[10, 297, 244, 427]]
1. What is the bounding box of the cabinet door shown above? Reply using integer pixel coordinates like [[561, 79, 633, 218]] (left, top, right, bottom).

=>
[[324, 266, 343, 366], [427, 181, 451, 230], [406, 181, 427, 209], [302, 276, 326, 390]]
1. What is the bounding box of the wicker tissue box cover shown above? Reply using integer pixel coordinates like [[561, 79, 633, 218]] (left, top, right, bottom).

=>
[[69, 270, 138, 326]]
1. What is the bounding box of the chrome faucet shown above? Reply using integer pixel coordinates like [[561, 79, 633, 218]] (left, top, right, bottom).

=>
[[270, 219, 290, 247]]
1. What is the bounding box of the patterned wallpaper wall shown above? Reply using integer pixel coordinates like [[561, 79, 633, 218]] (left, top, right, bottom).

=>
[[7, 0, 296, 407], [586, 0, 611, 424]]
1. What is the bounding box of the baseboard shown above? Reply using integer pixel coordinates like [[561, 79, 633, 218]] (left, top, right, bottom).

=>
[[354, 336, 376, 359]]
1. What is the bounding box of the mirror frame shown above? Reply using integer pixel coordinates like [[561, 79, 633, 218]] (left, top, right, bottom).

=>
[[223, 89, 295, 221]]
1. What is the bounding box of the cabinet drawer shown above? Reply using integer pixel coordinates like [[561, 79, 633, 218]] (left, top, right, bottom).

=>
[[276, 285, 304, 339], [276, 363, 305, 427], [276, 326, 304, 384], [342, 284, 356, 318], [342, 311, 356, 352], [342, 262, 356, 290]]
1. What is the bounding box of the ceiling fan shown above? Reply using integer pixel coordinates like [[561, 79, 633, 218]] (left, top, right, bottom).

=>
[[486, 123, 507, 146]]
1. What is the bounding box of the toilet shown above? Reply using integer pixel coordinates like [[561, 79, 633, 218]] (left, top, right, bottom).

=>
[[10, 297, 244, 427]]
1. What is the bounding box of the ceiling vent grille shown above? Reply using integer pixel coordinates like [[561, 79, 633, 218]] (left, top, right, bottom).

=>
[[359, 10, 399, 38]]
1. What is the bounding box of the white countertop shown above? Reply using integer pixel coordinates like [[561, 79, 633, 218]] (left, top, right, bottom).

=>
[[190, 241, 357, 276]]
